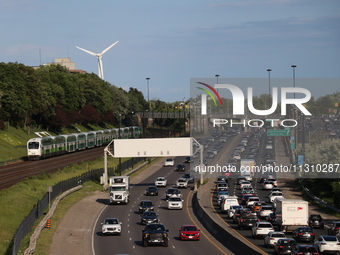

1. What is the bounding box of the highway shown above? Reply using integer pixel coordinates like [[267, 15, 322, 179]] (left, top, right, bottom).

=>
[[91, 119, 339, 255], [92, 156, 230, 255]]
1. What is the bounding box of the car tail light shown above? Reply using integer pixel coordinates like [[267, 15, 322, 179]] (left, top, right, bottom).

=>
[[269, 228, 274, 230], [337, 243, 340, 245], [310, 233, 315, 235], [279, 245, 284, 248], [320, 243, 326, 245], [270, 238, 275, 240], [257, 219, 260, 221], [298, 233, 303, 235], [309, 220, 313, 223]]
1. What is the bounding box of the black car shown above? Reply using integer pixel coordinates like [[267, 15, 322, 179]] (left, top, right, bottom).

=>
[[175, 164, 186, 171], [145, 186, 159, 196], [183, 173, 194, 183], [138, 200, 154, 214], [142, 223, 169, 247], [232, 207, 251, 223], [165, 188, 181, 200], [308, 214, 324, 229], [266, 212, 278, 225], [238, 211, 259, 230], [140, 211, 159, 225], [290, 245, 319, 255], [184, 156, 191, 163], [274, 238, 297, 255], [292, 227, 315, 242]]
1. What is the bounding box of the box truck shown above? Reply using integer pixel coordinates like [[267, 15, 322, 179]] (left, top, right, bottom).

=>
[[275, 199, 308, 232]]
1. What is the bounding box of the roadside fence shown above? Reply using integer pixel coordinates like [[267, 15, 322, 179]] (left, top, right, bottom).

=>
[[9, 156, 146, 255]]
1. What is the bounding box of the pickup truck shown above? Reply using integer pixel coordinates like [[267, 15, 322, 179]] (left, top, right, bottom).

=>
[[238, 211, 259, 230]]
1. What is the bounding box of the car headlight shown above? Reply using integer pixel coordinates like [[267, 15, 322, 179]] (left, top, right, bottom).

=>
[[139, 207, 142, 210]]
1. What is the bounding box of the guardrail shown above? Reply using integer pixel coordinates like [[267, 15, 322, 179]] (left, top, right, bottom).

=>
[[299, 181, 340, 214]]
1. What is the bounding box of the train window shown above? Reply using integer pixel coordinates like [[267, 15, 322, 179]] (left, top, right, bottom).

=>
[[28, 142, 40, 149]]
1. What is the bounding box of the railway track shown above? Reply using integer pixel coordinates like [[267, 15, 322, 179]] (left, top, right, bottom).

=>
[[0, 147, 104, 190]]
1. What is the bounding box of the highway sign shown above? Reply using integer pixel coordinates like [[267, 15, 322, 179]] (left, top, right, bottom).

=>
[[267, 129, 290, 136]]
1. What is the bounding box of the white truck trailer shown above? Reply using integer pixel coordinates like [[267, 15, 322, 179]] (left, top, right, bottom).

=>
[[109, 176, 130, 204], [240, 159, 255, 180], [275, 199, 308, 232]]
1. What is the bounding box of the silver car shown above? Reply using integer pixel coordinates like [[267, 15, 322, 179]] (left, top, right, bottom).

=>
[[101, 218, 122, 235]]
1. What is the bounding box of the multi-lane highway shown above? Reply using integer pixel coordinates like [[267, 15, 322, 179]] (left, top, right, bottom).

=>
[[89, 121, 339, 255], [92, 156, 230, 255]]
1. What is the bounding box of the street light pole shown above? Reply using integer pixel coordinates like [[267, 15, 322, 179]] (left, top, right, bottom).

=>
[[291, 65, 298, 161], [146, 77, 150, 105], [267, 69, 271, 95], [215, 74, 219, 84]]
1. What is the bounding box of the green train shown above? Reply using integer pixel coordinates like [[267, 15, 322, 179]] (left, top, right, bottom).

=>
[[27, 126, 142, 160]]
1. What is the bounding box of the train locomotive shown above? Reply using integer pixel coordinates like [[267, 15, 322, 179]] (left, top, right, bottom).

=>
[[27, 126, 142, 160]]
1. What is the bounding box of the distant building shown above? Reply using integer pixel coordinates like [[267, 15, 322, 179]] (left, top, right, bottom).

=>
[[35, 58, 87, 75]]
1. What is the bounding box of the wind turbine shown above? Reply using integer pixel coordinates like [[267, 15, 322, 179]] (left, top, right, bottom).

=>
[[76, 41, 119, 80]]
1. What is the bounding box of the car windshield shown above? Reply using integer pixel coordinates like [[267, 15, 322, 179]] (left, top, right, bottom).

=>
[[259, 224, 272, 228], [142, 201, 152, 206], [169, 197, 182, 201], [310, 215, 321, 220], [145, 224, 165, 231], [323, 236, 338, 241], [183, 226, 197, 231], [143, 212, 156, 217], [105, 219, 118, 224], [298, 228, 312, 232], [157, 178, 165, 181], [272, 233, 285, 237]]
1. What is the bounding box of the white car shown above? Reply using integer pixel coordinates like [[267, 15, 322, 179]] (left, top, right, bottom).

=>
[[164, 158, 175, 166], [176, 178, 188, 188], [155, 177, 167, 187], [314, 235, 340, 254], [167, 196, 184, 209], [264, 231, 286, 248], [252, 222, 274, 239], [233, 153, 241, 160], [227, 205, 243, 218], [246, 197, 260, 208], [268, 191, 284, 203], [101, 218, 122, 235], [262, 181, 274, 190], [257, 205, 274, 219], [239, 181, 252, 189], [265, 144, 273, 150]]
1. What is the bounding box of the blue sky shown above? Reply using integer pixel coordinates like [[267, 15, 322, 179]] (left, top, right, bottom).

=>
[[1, 0, 339, 102]]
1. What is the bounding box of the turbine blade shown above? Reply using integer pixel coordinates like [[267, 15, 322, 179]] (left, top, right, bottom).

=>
[[101, 41, 119, 55], [76, 46, 97, 56]]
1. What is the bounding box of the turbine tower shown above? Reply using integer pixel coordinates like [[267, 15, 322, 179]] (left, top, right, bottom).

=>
[[76, 41, 119, 80]]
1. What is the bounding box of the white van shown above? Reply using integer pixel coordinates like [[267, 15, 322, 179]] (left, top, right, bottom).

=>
[[221, 196, 239, 213]]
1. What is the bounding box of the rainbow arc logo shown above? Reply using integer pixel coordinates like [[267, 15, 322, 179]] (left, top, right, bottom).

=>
[[196, 82, 222, 106]]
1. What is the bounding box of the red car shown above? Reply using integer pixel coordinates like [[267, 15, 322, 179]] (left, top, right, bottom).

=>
[[179, 225, 200, 240]]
